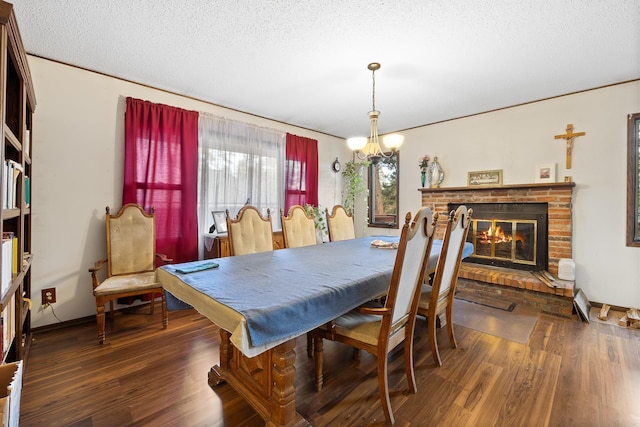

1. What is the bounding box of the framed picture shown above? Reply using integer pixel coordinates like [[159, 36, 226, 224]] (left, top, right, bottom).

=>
[[211, 211, 227, 234], [467, 169, 503, 186], [535, 163, 556, 183]]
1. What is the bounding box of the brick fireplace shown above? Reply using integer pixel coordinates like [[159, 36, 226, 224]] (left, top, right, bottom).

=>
[[421, 182, 576, 317]]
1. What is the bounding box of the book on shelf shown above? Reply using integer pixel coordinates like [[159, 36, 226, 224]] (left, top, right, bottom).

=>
[[3, 160, 23, 209], [1, 234, 13, 298], [1, 294, 15, 362], [2, 161, 7, 209], [11, 161, 21, 209], [24, 129, 30, 157], [24, 175, 30, 208], [11, 237, 17, 275]]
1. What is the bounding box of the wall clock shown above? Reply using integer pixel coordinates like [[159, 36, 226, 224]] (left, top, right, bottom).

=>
[[332, 158, 341, 173]]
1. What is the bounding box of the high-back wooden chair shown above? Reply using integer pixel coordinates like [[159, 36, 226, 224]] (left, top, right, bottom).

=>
[[312, 207, 437, 425], [417, 205, 473, 366], [226, 205, 274, 256], [281, 204, 319, 356], [89, 204, 170, 344], [326, 204, 355, 242], [280, 205, 317, 248]]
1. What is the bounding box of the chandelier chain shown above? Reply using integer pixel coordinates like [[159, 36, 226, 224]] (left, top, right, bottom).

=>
[[371, 68, 376, 112]]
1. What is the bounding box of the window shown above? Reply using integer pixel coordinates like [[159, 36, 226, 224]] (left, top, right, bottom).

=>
[[627, 112, 640, 246], [203, 146, 283, 219], [198, 114, 286, 252], [368, 152, 399, 228]]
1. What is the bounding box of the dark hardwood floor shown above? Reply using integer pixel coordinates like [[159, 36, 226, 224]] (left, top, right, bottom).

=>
[[19, 304, 640, 426]]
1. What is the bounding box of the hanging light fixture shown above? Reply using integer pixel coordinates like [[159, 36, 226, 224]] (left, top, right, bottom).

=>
[[346, 62, 404, 164]]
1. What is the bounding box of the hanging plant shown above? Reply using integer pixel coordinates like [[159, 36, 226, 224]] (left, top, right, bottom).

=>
[[303, 204, 327, 234], [342, 160, 369, 215]]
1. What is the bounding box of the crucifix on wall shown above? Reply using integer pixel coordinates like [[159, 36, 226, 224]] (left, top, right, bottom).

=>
[[554, 123, 585, 169]]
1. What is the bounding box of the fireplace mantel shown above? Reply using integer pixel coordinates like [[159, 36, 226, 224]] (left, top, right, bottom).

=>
[[419, 182, 575, 194]]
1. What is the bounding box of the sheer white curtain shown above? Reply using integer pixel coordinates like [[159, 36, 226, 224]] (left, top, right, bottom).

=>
[[198, 113, 286, 258]]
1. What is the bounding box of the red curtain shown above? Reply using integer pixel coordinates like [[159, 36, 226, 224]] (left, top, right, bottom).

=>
[[285, 133, 318, 211], [123, 97, 199, 263]]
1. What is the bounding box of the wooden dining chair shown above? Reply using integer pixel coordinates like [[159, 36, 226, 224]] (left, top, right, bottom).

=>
[[417, 205, 473, 366], [226, 205, 274, 256], [312, 207, 438, 425], [326, 204, 355, 241], [89, 204, 170, 344], [281, 204, 319, 356], [280, 205, 317, 248]]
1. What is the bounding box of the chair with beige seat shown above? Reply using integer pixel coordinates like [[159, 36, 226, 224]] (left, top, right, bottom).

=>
[[325, 204, 355, 241], [417, 205, 473, 367], [89, 204, 170, 344], [280, 205, 318, 248], [312, 207, 437, 425], [281, 204, 319, 356], [226, 205, 274, 256]]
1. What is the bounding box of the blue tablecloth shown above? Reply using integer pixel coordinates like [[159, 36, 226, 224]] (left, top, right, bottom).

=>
[[159, 236, 473, 352]]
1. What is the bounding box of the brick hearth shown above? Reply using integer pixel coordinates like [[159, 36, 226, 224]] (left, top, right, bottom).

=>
[[421, 182, 576, 317], [456, 264, 575, 317]]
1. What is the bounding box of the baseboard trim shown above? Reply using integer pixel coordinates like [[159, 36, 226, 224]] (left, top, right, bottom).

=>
[[589, 301, 630, 313], [32, 315, 95, 334], [32, 302, 155, 334]]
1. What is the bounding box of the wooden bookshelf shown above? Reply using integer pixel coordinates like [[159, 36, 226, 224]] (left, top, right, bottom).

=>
[[0, 1, 36, 363]]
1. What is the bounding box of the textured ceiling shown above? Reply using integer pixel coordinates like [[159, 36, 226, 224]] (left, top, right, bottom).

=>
[[10, 0, 640, 138]]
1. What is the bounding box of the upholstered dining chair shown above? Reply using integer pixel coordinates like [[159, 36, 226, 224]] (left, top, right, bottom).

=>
[[281, 204, 319, 356], [417, 205, 473, 367], [312, 207, 437, 425], [226, 205, 274, 256], [89, 204, 170, 344], [280, 205, 317, 248], [325, 204, 355, 241]]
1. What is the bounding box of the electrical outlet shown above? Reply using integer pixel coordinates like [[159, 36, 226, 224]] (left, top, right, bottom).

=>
[[41, 287, 56, 305]]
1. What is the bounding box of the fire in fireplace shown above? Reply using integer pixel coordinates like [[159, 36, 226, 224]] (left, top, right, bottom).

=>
[[449, 202, 548, 271]]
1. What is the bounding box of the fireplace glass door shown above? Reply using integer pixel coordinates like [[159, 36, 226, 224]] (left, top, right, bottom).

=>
[[472, 219, 537, 266], [449, 202, 548, 271]]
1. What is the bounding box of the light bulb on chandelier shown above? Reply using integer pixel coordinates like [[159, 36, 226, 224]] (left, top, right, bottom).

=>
[[346, 62, 404, 164]]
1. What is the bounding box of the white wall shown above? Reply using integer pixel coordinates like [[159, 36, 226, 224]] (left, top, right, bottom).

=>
[[28, 56, 350, 328], [371, 81, 640, 308], [29, 53, 640, 328]]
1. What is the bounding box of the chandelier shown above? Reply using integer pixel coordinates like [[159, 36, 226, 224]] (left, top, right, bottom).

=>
[[346, 62, 404, 164]]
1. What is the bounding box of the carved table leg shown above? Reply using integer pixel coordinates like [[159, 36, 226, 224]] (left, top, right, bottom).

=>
[[208, 332, 308, 426], [209, 328, 232, 387], [270, 340, 298, 425]]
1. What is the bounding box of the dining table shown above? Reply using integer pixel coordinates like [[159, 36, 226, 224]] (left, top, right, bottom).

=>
[[156, 236, 473, 426]]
